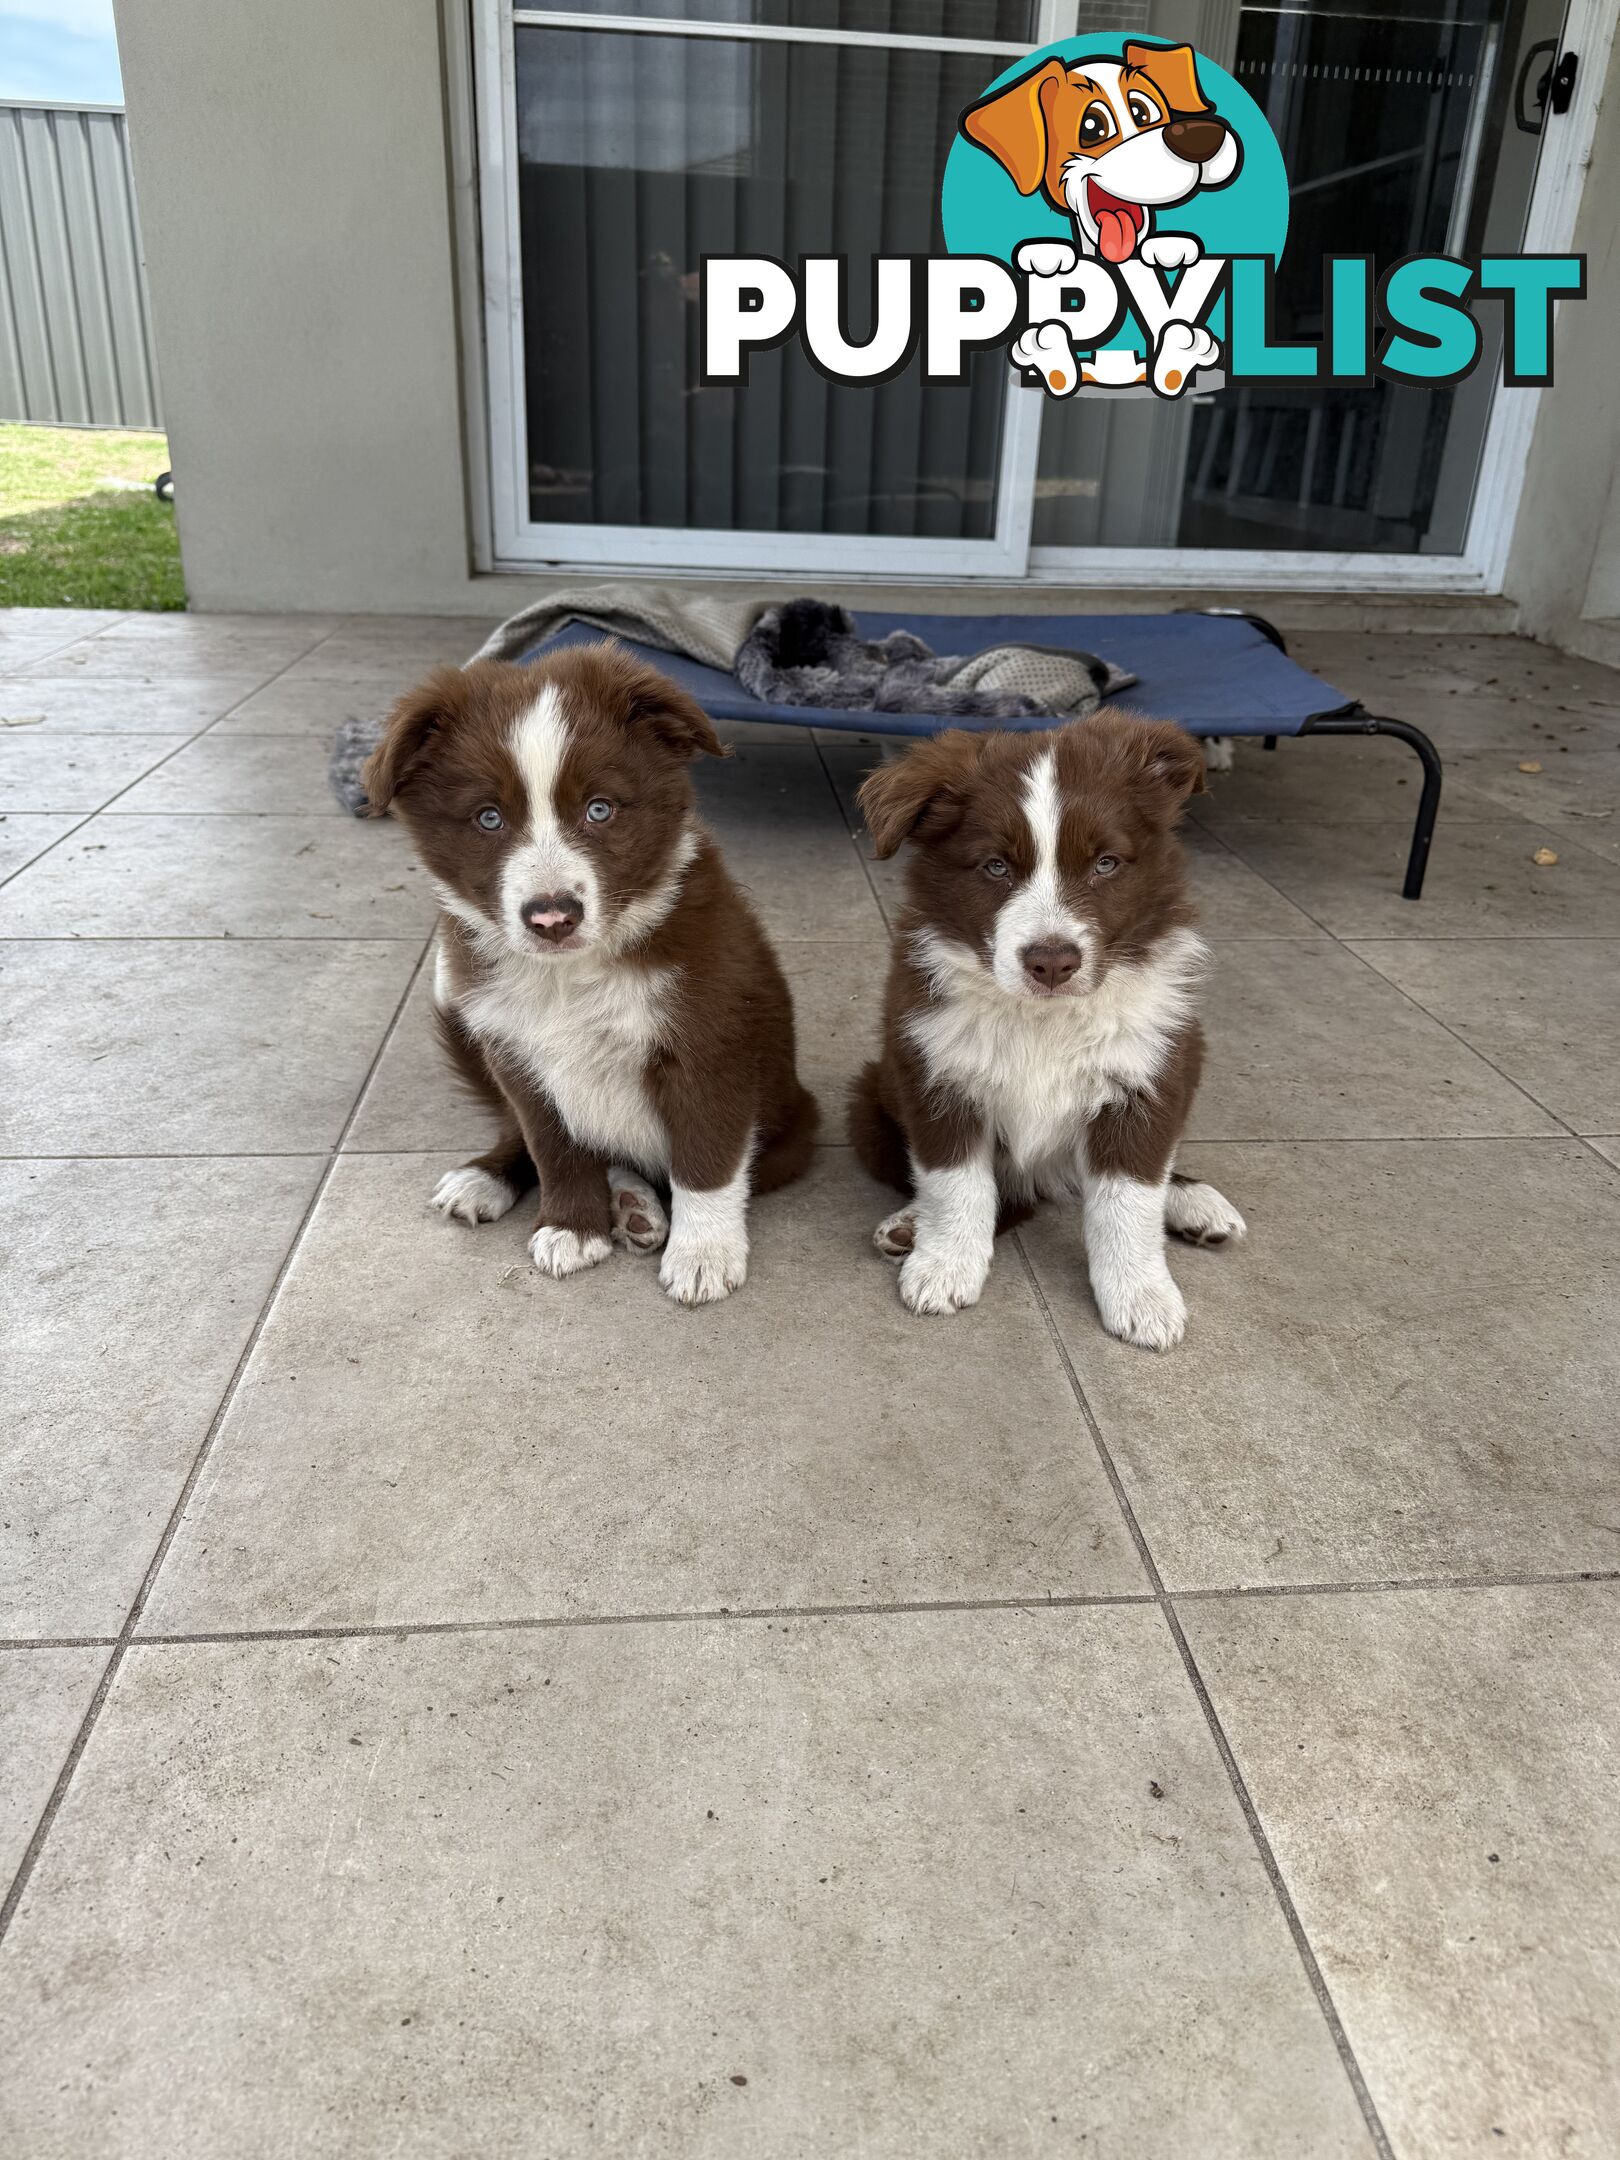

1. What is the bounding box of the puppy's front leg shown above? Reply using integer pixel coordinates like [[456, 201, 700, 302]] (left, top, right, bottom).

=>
[[900, 1139, 998, 1317], [494, 1063, 614, 1279], [659, 1126, 753, 1308]]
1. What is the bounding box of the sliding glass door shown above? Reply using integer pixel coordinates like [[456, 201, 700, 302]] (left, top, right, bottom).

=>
[[473, 0, 1596, 584]]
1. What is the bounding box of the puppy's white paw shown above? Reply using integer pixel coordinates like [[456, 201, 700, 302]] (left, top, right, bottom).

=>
[[873, 1207, 917, 1262], [1152, 320, 1219, 398], [1095, 1270, 1187, 1351], [1202, 734, 1235, 774], [609, 1168, 668, 1254], [529, 1225, 612, 1278], [899, 1243, 990, 1316], [1139, 233, 1202, 272], [660, 1233, 748, 1307], [1015, 238, 1079, 279], [431, 1166, 517, 1225], [1166, 1178, 1247, 1248], [1010, 320, 1080, 396]]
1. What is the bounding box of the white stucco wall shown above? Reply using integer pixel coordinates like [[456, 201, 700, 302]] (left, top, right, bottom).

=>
[[113, 0, 482, 613]]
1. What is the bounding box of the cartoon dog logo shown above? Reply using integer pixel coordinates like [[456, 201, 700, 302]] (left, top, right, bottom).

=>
[[961, 41, 1241, 395]]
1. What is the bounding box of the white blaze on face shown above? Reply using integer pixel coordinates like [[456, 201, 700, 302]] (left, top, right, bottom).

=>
[[500, 684, 600, 952], [990, 746, 1093, 998]]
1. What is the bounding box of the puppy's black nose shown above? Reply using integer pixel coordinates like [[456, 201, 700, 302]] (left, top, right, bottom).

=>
[[1022, 940, 1083, 992], [1164, 115, 1227, 165], [522, 892, 584, 944]]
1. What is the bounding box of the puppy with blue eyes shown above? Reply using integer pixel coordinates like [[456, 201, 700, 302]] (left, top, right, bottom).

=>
[[848, 711, 1244, 1348], [363, 644, 817, 1306]]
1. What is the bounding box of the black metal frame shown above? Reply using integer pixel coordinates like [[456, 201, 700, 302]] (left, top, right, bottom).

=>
[[1199, 609, 1443, 901]]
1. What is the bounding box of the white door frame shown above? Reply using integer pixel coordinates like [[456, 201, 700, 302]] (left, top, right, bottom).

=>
[[470, 0, 1615, 592]]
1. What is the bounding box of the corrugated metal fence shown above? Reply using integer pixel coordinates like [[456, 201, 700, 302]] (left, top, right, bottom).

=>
[[0, 100, 162, 430]]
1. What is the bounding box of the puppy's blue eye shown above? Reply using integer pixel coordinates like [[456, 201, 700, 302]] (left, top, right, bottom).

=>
[[585, 798, 614, 825], [475, 806, 504, 831], [984, 857, 1010, 879], [1094, 853, 1121, 876]]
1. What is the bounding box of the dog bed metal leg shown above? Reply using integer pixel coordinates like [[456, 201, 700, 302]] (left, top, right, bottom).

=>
[[1300, 712, 1443, 900]]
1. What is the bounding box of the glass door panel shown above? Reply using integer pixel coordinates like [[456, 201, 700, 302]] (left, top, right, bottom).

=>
[[1033, 0, 1568, 558]]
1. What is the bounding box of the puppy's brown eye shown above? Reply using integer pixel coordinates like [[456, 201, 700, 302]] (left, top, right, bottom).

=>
[[474, 806, 504, 832], [1127, 95, 1158, 128], [584, 798, 615, 826], [1094, 853, 1121, 877], [984, 857, 1010, 880], [1079, 101, 1113, 146]]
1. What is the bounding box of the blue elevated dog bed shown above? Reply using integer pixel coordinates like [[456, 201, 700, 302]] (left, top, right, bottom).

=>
[[517, 608, 1441, 899]]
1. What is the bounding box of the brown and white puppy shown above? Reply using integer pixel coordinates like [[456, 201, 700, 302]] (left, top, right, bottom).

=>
[[363, 644, 818, 1305], [848, 712, 1244, 1348]]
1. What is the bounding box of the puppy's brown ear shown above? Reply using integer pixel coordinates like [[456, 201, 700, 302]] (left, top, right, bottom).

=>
[[857, 731, 987, 859], [1111, 713, 1208, 811], [610, 650, 729, 762], [361, 666, 470, 816], [1123, 41, 1212, 117], [961, 60, 1066, 196]]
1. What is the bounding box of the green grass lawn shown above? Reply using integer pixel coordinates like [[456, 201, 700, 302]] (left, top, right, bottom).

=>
[[0, 423, 185, 610]]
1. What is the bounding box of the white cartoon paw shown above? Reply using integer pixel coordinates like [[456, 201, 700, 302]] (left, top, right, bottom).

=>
[[1152, 321, 1220, 398], [1015, 239, 1079, 279], [1139, 233, 1203, 272], [608, 1167, 668, 1254], [1010, 320, 1080, 397], [529, 1225, 612, 1278], [431, 1166, 517, 1224], [899, 1242, 990, 1316]]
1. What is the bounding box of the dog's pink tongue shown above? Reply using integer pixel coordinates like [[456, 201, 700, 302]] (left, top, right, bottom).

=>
[[1096, 207, 1137, 263]]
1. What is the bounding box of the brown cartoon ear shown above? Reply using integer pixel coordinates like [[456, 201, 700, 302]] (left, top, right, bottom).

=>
[[1123, 41, 1212, 117], [961, 60, 1067, 196], [857, 732, 987, 859], [361, 666, 469, 816]]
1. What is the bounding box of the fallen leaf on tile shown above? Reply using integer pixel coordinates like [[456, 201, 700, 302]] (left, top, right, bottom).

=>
[[1532, 847, 1559, 865], [1517, 759, 1542, 773], [0, 713, 46, 727]]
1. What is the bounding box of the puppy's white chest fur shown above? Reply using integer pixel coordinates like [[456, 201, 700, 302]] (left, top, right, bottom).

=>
[[906, 927, 1205, 1175], [456, 952, 673, 1171]]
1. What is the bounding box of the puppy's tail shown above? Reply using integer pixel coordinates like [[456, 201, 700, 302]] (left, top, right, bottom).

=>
[[847, 1062, 912, 1196]]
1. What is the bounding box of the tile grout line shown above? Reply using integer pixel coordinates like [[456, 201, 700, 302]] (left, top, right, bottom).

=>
[[0, 622, 350, 896], [5, 1560, 1617, 1658], [1010, 1233, 1397, 2160], [811, 735, 895, 934], [1193, 817, 1589, 1140], [0, 929, 434, 1949]]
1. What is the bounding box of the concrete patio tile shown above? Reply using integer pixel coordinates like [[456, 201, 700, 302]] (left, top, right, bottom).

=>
[[1587, 1136, 1620, 1170], [0, 814, 78, 883], [275, 623, 499, 683], [778, 940, 888, 1115], [0, 815, 435, 939], [0, 607, 127, 648], [0, 1156, 321, 1638], [111, 731, 347, 815], [1286, 632, 1620, 709], [1188, 939, 1558, 1140], [696, 746, 886, 942], [1224, 817, 1620, 938], [0, 1614, 1372, 2159], [0, 1649, 106, 1883], [1181, 826, 1323, 936], [1439, 746, 1620, 864], [0, 732, 187, 813], [12, 623, 326, 680], [1349, 939, 1620, 1133], [343, 964, 491, 1155], [1183, 1582, 1620, 2158], [141, 1151, 1145, 1634], [209, 675, 393, 738], [1193, 734, 1500, 827], [0, 675, 264, 732], [1019, 1139, 1620, 1590], [0, 941, 418, 1155]]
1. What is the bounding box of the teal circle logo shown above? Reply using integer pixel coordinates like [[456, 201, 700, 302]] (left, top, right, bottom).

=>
[[941, 37, 1288, 269]]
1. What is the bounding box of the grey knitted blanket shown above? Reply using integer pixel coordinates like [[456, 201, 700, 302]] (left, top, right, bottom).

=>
[[329, 586, 1131, 813]]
